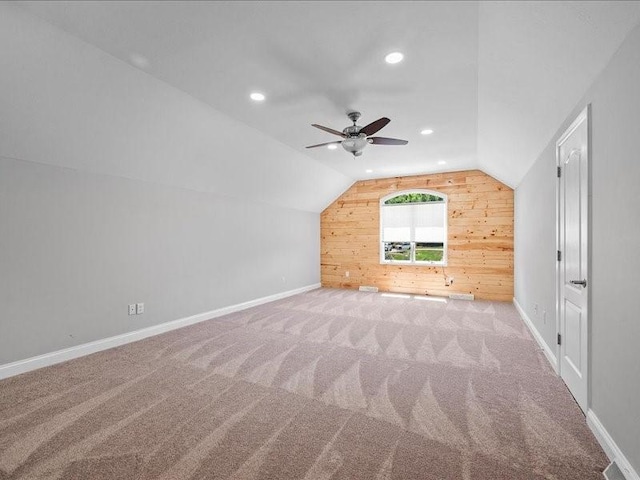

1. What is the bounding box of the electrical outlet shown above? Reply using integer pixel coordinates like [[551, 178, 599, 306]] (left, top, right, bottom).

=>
[[136, 303, 144, 314], [345, 271, 350, 278], [128, 304, 136, 315]]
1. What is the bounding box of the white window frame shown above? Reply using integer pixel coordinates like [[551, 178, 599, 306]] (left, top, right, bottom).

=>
[[379, 189, 448, 266]]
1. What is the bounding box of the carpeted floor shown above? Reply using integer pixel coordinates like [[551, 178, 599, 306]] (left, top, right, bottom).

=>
[[0, 288, 608, 479]]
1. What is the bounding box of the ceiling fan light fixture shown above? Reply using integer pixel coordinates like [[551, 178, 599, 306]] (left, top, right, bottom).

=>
[[438, 160, 447, 165], [366, 169, 373, 173], [250, 92, 265, 101], [327, 144, 338, 150], [385, 52, 404, 64], [342, 136, 368, 154], [421, 129, 434, 135]]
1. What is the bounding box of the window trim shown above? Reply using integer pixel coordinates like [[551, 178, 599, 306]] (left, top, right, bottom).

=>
[[379, 189, 448, 266]]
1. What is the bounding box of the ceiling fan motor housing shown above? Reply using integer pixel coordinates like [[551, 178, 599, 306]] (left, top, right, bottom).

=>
[[343, 125, 361, 135]]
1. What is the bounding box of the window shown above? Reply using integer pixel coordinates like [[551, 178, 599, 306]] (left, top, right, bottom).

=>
[[380, 190, 447, 265]]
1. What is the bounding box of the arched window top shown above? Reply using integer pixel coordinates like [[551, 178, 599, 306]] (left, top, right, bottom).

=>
[[381, 189, 447, 205]]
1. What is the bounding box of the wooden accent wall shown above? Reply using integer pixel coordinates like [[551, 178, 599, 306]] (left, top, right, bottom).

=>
[[320, 170, 514, 301]]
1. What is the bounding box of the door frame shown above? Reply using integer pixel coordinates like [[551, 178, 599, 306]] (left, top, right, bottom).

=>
[[555, 104, 591, 412]]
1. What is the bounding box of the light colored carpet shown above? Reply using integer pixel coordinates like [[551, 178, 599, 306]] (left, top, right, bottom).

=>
[[0, 288, 607, 479]]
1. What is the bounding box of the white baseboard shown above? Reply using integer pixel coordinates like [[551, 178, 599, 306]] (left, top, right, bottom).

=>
[[587, 410, 640, 480], [513, 297, 558, 373], [0, 283, 321, 381]]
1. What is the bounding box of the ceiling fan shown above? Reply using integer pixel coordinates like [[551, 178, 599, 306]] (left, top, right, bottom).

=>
[[306, 111, 408, 156]]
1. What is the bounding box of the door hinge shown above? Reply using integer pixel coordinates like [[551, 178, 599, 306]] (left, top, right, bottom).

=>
[[557, 250, 562, 261], [557, 166, 562, 178], [557, 333, 562, 345]]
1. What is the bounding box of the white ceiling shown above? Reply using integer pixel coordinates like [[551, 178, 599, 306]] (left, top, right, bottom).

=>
[[18, 1, 640, 187]]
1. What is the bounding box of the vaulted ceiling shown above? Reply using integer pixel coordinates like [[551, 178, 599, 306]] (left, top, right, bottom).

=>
[[14, 1, 640, 187]]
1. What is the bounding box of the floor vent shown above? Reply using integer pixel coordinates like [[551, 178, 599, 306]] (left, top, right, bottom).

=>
[[448, 293, 475, 301], [604, 461, 627, 480], [359, 286, 379, 292]]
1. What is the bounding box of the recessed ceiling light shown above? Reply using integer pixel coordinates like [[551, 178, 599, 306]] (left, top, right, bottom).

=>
[[385, 52, 404, 64], [129, 52, 150, 69], [250, 92, 265, 102], [421, 129, 434, 135], [438, 160, 447, 165], [327, 144, 338, 150], [366, 169, 373, 173]]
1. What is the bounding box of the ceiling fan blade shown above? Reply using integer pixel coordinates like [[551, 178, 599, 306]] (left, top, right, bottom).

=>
[[311, 124, 346, 138], [360, 117, 390, 136], [369, 137, 408, 145], [305, 141, 343, 149]]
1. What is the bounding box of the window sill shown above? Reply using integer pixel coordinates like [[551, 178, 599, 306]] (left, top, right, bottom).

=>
[[381, 260, 447, 267]]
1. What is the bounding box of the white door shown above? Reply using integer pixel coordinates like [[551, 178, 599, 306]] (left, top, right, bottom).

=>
[[557, 106, 589, 413]]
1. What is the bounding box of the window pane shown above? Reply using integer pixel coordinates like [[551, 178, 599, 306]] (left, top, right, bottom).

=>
[[384, 193, 443, 204], [415, 242, 444, 262], [384, 242, 411, 261]]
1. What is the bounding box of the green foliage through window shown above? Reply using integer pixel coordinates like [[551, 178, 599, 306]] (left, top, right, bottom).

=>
[[384, 193, 443, 204]]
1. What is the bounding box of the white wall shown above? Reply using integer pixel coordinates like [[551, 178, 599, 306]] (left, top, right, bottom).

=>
[[0, 157, 320, 363], [0, 5, 352, 364], [514, 141, 557, 349], [515, 23, 640, 475]]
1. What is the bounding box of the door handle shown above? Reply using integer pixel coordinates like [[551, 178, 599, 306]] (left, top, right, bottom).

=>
[[570, 279, 587, 287]]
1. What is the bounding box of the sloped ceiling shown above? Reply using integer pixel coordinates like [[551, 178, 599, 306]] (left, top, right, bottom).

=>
[[13, 1, 640, 189]]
